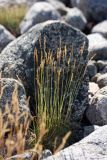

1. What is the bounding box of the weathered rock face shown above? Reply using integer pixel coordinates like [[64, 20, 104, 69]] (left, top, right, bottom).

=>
[[0, 78, 29, 113], [71, 0, 107, 22], [97, 73, 107, 88], [0, 20, 88, 122], [87, 60, 97, 80], [20, 2, 61, 34], [46, 125, 107, 160], [64, 7, 87, 30], [87, 33, 107, 60], [92, 20, 107, 39], [86, 86, 107, 126], [0, 25, 15, 53]]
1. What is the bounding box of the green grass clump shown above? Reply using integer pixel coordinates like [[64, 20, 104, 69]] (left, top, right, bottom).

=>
[[35, 45, 86, 128], [0, 5, 27, 36], [34, 42, 87, 150]]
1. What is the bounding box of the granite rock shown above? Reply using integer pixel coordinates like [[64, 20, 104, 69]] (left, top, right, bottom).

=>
[[87, 33, 107, 60], [71, 0, 107, 22], [0, 25, 15, 53], [64, 7, 87, 30], [86, 86, 107, 125], [46, 125, 107, 160], [92, 20, 107, 38], [0, 20, 89, 122], [20, 2, 61, 34]]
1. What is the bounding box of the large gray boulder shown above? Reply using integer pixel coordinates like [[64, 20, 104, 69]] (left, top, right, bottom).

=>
[[64, 7, 87, 30], [20, 2, 61, 34], [71, 0, 107, 22], [0, 25, 15, 53], [87, 33, 107, 60], [86, 86, 107, 126], [92, 20, 107, 39], [0, 20, 88, 122], [46, 125, 107, 160], [0, 78, 29, 113]]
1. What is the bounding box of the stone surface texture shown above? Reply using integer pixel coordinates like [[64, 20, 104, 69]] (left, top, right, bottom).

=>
[[20, 2, 61, 34], [86, 86, 107, 125], [92, 20, 107, 38], [64, 7, 87, 30], [87, 33, 107, 60], [45, 125, 107, 160], [71, 0, 107, 22], [0, 78, 29, 113], [0, 25, 15, 53]]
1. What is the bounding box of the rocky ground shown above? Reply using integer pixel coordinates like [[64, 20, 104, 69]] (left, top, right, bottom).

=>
[[0, 0, 107, 159]]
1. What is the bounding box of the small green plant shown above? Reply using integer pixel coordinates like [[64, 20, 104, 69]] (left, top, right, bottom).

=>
[[0, 5, 27, 36]]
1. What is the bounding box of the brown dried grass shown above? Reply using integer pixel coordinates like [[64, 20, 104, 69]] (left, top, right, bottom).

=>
[[0, 85, 29, 159], [0, 84, 70, 160]]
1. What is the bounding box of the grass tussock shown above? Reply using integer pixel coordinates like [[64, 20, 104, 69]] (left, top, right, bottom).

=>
[[34, 42, 87, 150], [34, 43, 86, 129], [0, 5, 27, 36]]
